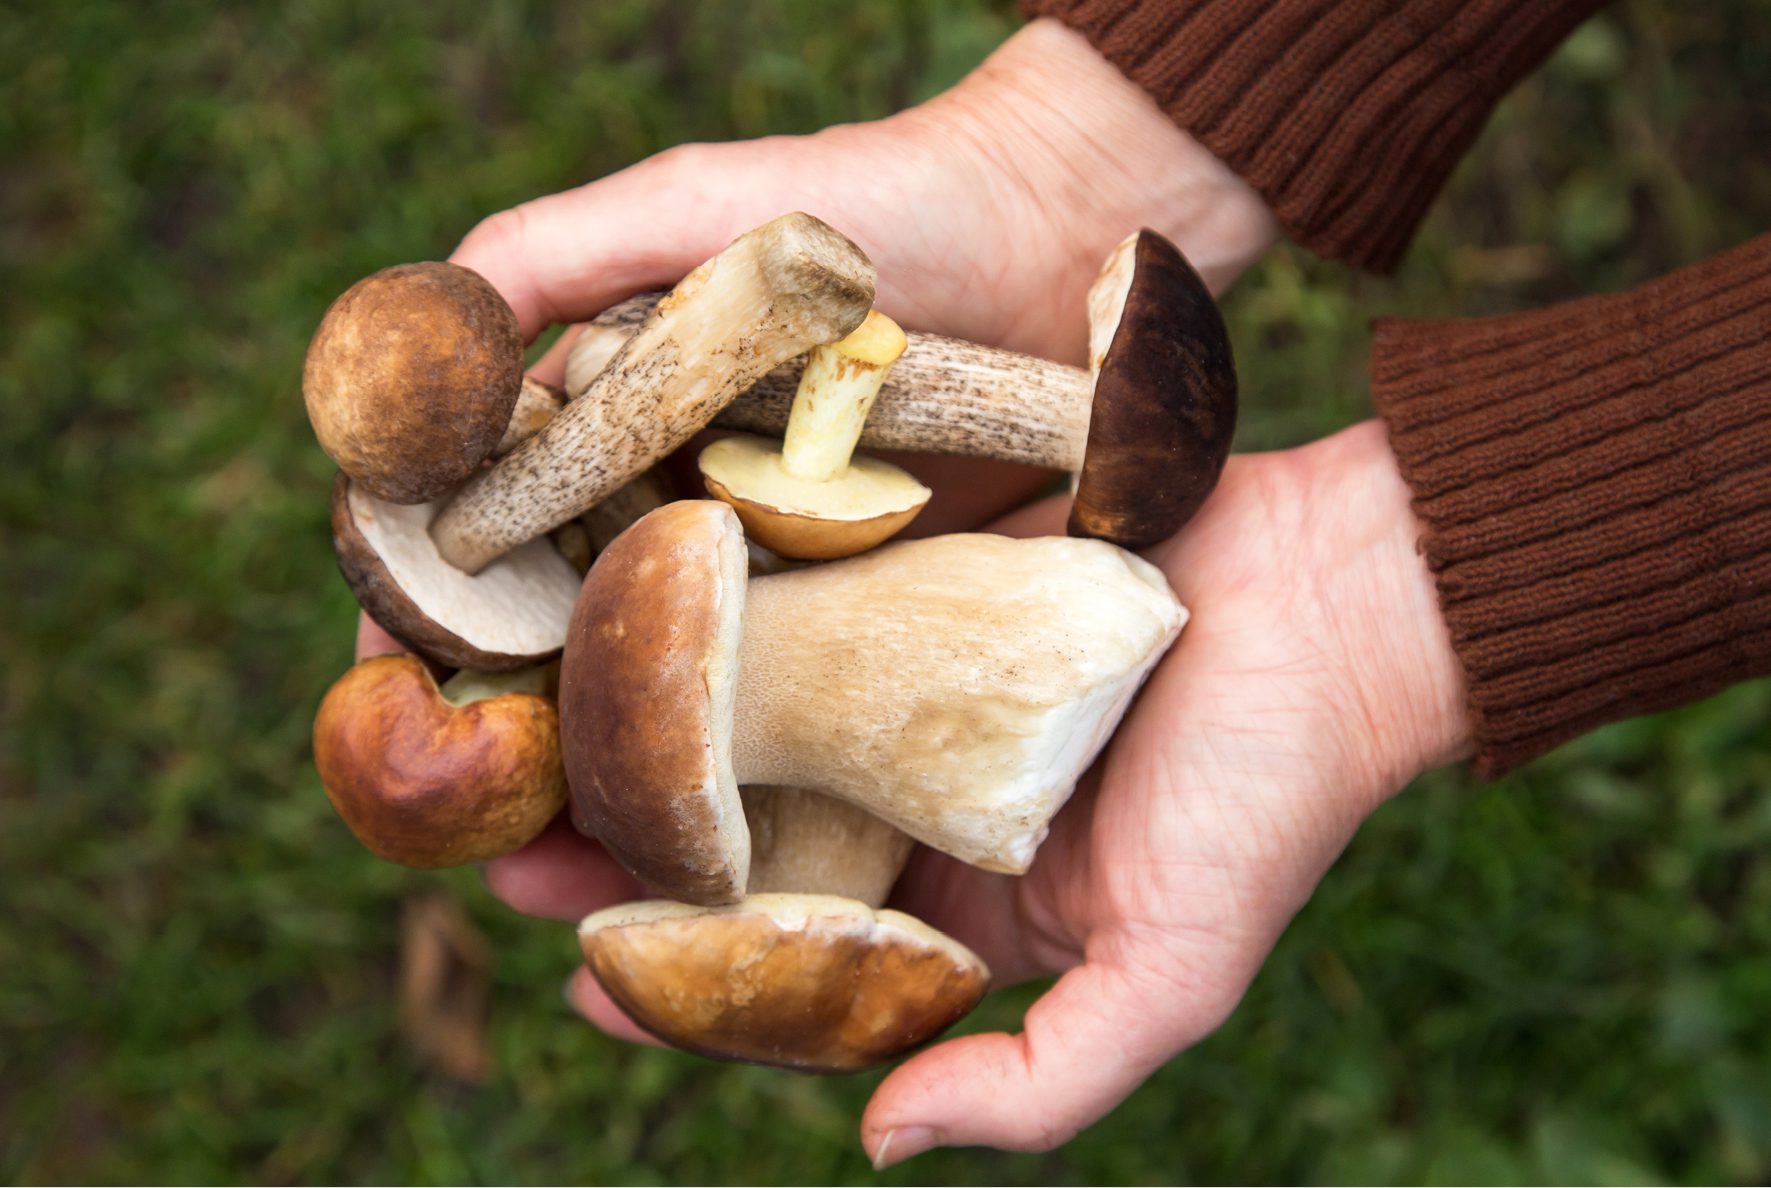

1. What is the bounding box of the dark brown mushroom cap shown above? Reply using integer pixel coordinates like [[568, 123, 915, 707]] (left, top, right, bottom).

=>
[[304, 261, 524, 505], [312, 654, 565, 868], [1070, 230, 1238, 549], [559, 501, 751, 906], [331, 473, 579, 671], [578, 895, 990, 1072]]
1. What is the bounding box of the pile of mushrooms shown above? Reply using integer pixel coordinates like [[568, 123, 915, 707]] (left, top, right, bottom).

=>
[[304, 212, 1236, 1071]]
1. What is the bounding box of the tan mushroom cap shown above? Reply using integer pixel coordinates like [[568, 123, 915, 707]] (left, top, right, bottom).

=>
[[304, 262, 524, 505], [313, 654, 565, 868], [559, 500, 751, 905], [332, 473, 581, 671], [699, 435, 929, 560], [578, 895, 989, 1072]]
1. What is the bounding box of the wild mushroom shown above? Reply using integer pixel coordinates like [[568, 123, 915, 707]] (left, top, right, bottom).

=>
[[304, 262, 525, 505], [331, 473, 582, 671], [577, 895, 987, 1073], [740, 786, 915, 906], [558, 500, 1185, 905], [699, 310, 930, 559], [312, 653, 565, 867], [577, 786, 986, 1073], [428, 212, 875, 574], [496, 376, 567, 456], [568, 229, 1237, 549]]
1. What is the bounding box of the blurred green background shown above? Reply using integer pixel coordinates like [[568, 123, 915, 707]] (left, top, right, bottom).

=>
[[4, 0, 1770, 1182]]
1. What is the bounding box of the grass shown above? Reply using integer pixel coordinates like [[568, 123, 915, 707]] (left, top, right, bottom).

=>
[[3, 0, 1770, 1181]]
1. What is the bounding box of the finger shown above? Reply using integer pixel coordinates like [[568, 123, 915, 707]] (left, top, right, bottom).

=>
[[355, 612, 408, 662], [564, 966, 670, 1051], [449, 151, 749, 339], [482, 817, 648, 921], [862, 952, 1227, 1165], [881, 456, 1059, 538], [984, 493, 1070, 540]]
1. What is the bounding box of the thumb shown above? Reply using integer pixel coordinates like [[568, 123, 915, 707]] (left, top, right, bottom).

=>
[[861, 950, 1230, 1164], [448, 146, 754, 339]]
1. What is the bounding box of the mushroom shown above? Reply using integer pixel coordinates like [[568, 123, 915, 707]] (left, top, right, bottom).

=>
[[496, 376, 567, 456], [699, 309, 930, 559], [576, 786, 986, 1073], [313, 653, 565, 867], [558, 500, 1185, 905], [331, 472, 582, 671], [577, 895, 988, 1073], [740, 785, 915, 906], [428, 212, 876, 574], [568, 229, 1237, 549], [304, 261, 525, 505]]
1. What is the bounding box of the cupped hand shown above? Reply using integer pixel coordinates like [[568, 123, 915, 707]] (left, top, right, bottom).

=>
[[484, 420, 1472, 1163]]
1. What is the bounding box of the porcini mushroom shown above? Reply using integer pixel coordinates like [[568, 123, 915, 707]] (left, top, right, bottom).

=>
[[559, 500, 1185, 905], [740, 786, 915, 907], [569, 229, 1236, 548], [428, 212, 875, 574], [577, 786, 986, 1073], [577, 895, 988, 1072], [313, 653, 565, 867], [699, 310, 930, 559], [304, 262, 525, 505]]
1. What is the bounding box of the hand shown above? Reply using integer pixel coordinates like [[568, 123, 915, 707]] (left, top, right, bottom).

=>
[[485, 420, 1473, 1162], [356, 17, 1278, 658]]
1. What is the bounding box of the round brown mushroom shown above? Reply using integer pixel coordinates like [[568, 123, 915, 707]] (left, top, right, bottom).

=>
[[304, 262, 524, 505], [312, 653, 565, 867]]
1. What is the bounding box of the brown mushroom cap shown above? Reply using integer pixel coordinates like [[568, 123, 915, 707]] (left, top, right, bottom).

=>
[[332, 473, 580, 671], [578, 895, 989, 1072], [699, 435, 929, 560], [304, 262, 524, 505], [1070, 230, 1238, 548], [558, 500, 751, 905], [313, 654, 565, 867]]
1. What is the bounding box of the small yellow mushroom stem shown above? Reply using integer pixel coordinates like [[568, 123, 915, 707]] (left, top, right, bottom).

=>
[[779, 309, 908, 482]]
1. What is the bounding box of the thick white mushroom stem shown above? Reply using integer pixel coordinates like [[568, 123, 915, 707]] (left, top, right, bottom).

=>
[[741, 787, 913, 908], [429, 213, 874, 573], [729, 534, 1183, 873], [570, 294, 1092, 471]]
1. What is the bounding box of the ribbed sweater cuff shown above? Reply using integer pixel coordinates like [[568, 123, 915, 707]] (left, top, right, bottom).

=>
[[1372, 236, 1771, 777], [1022, 0, 1609, 271]]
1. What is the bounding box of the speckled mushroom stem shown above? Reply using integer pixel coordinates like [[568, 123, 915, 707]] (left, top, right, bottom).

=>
[[429, 213, 876, 574], [570, 294, 1093, 471]]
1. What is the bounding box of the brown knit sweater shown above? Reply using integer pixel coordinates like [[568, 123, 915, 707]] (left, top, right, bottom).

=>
[[1025, 0, 1771, 776]]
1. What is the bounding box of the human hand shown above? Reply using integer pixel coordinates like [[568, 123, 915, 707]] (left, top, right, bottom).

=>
[[353, 17, 1277, 659], [485, 419, 1472, 1162]]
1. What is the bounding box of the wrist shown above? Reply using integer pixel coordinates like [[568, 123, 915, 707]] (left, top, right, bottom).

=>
[[910, 20, 1277, 302], [1308, 422, 1472, 805]]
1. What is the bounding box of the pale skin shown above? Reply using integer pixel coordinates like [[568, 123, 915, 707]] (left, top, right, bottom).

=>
[[351, 19, 1471, 1165]]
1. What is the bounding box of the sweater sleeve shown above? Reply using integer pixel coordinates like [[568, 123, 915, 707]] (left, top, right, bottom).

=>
[[1019, 0, 1612, 271], [1369, 236, 1771, 777]]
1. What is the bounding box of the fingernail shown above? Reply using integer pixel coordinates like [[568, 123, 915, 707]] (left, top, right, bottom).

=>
[[561, 972, 581, 1013], [871, 1126, 940, 1170]]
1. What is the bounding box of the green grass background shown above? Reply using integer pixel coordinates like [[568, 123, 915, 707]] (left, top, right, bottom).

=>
[[4, 0, 1771, 1182]]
